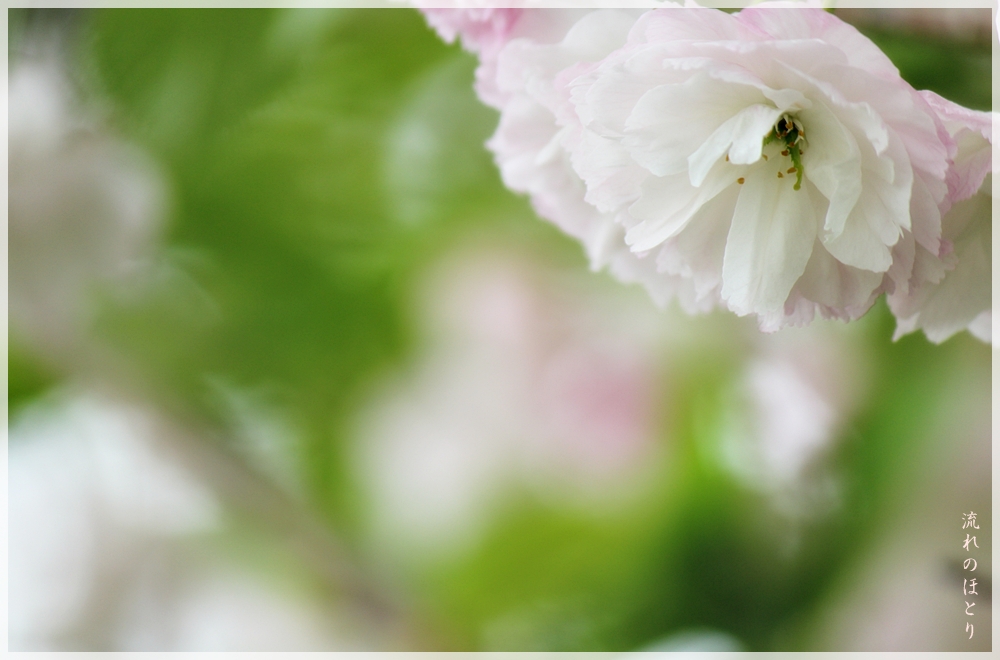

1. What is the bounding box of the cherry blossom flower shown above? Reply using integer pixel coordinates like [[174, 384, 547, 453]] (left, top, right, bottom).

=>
[[420, 7, 599, 108], [476, 7, 712, 310], [422, 5, 992, 341], [886, 92, 992, 343], [552, 5, 959, 330]]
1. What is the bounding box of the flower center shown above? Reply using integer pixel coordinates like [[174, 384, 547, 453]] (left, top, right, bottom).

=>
[[763, 114, 806, 190]]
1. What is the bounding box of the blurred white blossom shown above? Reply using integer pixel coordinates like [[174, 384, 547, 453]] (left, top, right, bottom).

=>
[[9, 392, 219, 649], [8, 51, 166, 357], [115, 565, 347, 651], [9, 391, 353, 651], [354, 248, 672, 558], [640, 628, 744, 652], [718, 324, 869, 516]]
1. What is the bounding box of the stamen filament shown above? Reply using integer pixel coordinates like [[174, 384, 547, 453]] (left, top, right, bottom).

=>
[[763, 113, 807, 190]]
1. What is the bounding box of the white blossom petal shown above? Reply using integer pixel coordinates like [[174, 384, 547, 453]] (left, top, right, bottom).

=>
[[688, 103, 782, 185], [622, 74, 762, 178], [721, 161, 818, 317], [889, 179, 991, 343], [625, 159, 737, 251]]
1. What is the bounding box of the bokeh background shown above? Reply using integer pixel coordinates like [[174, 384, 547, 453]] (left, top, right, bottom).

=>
[[7, 6, 993, 651]]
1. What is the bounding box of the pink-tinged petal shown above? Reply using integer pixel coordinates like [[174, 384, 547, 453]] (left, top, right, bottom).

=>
[[570, 48, 685, 135], [488, 98, 604, 255], [947, 126, 993, 204], [488, 96, 564, 190], [583, 219, 626, 271], [888, 180, 991, 343], [820, 198, 893, 273], [908, 168, 945, 255], [607, 246, 713, 313], [496, 9, 639, 113], [921, 90, 992, 142], [774, 63, 890, 157], [884, 231, 916, 295], [920, 90, 993, 205], [721, 161, 818, 317], [816, 64, 951, 182], [792, 241, 883, 316], [862, 128, 913, 241], [821, 126, 912, 272], [568, 128, 646, 212], [420, 8, 523, 55], [435, 9, 600, 108], [419, 8, 525, 107], [547, 10, 650, 120], [910, 241, 954, 289], [634, 5, 766, 44], [685, 36, 850, 86], [738, 5, 900, 82], [688, 56, 813, 111]]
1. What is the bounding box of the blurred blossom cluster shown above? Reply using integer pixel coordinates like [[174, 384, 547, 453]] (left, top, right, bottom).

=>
[[9, 48, 165, 360], [355, 247, 671, 557], [7, 27, 369, 652], [355, 242, 875, 566], [719, 325, 870, 516], [9, 392, 346, 651], [7, 7, 993, 652]]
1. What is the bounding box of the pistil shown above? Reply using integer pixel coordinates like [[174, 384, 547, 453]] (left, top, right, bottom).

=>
[[763, 114, 806, 190]]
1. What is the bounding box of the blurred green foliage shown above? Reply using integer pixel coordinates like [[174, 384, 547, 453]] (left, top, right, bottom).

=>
[[80, 9, 519, 528], [9, 8, 992, 651], [8, 341, 60, 417], [854, 25, 992, 111]]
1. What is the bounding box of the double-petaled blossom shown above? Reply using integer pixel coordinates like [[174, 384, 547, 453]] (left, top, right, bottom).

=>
[[422, 4, 992, 342], [886, 91, 992, 343], [421, 6, 523, 106]]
